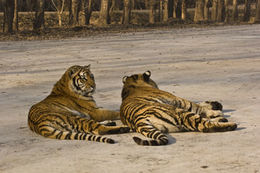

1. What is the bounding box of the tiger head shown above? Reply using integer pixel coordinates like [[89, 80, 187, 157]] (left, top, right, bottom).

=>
[[121, 71, 158, 100], [53, 65, 96, 98]]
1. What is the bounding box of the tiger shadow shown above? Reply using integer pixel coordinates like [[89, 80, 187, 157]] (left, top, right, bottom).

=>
[[222, 109, 236, 118], [166, 135, 177, 145], [218, 109, 246, 131]]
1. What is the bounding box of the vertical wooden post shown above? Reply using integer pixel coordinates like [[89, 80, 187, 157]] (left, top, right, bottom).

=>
[[231, 0, 238, 22], [204, 0, 209, 21], [255, 0, 260, 23], [3, 0, 14, 33], [211, 0, 218, 22], [99, 0, 110, 25], [163, 0, 169, 22], [122, 0, 131, 24], [34, 0, 45, 31], [194, 0, 205, 23], [149, 0, 156, 24], [243, 0, 251, 22], [181, 0, 187, 20], [217, 0, 224, 22], [13, 0, 18, 31]]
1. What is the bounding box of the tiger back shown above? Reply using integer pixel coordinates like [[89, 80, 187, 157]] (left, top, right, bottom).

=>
[[120, 71, 237, 146], [28, 65, 129, 144]]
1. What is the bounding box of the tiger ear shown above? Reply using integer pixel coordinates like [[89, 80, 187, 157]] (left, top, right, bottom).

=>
[[84, 64, 91, 69], [69, 66, 79, 77], [122, 76, 128, 84], [145, 70, 151, 76], [143, 70, 151, 81], [143, 70, 151, 80]]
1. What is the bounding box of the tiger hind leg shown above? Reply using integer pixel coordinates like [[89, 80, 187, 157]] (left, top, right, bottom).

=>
[[133, 119, 169, 146], [180, 112, 237, 132]]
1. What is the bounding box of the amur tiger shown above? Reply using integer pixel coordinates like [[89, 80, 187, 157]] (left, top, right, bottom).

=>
[[120, 71, 237, 146], [28, 65, 129, 144]]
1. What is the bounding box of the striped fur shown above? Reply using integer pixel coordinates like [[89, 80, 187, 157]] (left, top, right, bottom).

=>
[[120, 71, 237, 146], [28, 65, 129, 144]]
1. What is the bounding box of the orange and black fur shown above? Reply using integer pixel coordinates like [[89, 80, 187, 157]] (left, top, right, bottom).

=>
[[28, 65, 129, 144], [120, 71, 237, 146]]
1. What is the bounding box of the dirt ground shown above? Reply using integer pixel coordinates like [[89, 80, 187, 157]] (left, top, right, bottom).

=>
[[0, 24, 260, 173]]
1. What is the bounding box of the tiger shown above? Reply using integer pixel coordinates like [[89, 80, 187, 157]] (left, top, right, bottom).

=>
[[120, 71, 237, 146], [28, 65, 129, 144]]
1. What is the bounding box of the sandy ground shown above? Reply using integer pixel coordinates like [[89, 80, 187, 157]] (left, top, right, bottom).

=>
[[0, 24, 260, 173]]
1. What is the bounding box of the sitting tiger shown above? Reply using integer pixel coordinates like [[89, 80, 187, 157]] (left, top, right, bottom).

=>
[[120, 71, 237, 146], [28, 65, 129, 144]]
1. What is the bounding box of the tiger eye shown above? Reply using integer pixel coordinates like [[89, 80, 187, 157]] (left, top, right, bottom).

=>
[[79, 72, 84, 78]]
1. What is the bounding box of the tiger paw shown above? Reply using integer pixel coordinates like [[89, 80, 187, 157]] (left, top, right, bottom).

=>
[[215, 122, 237, 132], [226, 123, 237, 131], [207, 101, 223, 111], [200, 101, 223, 111]]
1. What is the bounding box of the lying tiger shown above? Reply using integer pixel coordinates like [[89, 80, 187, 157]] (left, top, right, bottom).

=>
[[28, 65, 129, 144], [120, 71, 237, 146]]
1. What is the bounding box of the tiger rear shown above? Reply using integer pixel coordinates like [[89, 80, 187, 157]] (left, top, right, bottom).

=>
[[120, 71, 237, 146], [28, 65, 129, 144]]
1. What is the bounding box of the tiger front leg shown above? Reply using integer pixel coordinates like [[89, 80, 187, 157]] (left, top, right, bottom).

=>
[[172, 97, 224, 119], [91, 109, 120, 122]]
